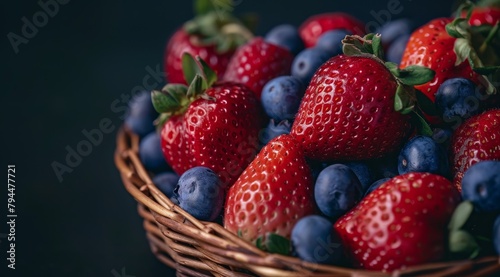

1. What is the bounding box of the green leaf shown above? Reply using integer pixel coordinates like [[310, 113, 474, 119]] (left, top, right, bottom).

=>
[[411, 111, 433, 136], [182, 53, 200, 85], [385, 62, 400, 77], [394, 85, 414, 113], [371, 34, 384, 59], [264, 233, 290, 255], [415, 89, 439, 116], [398, 65, 435, 86], [154, 113, 170, 129], [255, 236, 263, 250], [449, 230, 480, 256], [197, 57, 218, 87], [194, 0, 234, 16], [454, 38, 472, 66], [151, 90, 181, 113], [237, 230, 243, 238], [186, 74, 205, 98], [448, 201, 474, 231], [446, 19, 469, 39]]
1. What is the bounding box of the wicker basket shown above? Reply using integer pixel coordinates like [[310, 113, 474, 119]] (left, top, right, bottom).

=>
[[115, 126, 500, 277]]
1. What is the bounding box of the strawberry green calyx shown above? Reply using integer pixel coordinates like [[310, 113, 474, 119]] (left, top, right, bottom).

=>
[[152, 53, 216, 126], [447, 1, 500, 94], [476, 0, 500, 8], [184, 0, 254, 53], [343, 34, 435, 135], [255, 233, 290, 255]]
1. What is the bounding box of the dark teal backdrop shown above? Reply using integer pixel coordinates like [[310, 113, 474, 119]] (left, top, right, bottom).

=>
[[1, 0, 454, 276]]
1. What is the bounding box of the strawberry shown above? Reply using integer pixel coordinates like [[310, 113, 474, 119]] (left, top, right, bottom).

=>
[[299, 12, 366, 48], [400, 5, 500, 106], [163, 0, 253, 84], [222, 37, 293, 99], [153, 54, 263, 186], [335, 172, 461, 271], [224, 134, 316, 244], [451, 109, 500, 191], [291, 34, 434, 161], [469, 6, 500, 26], [164, 29, 236, 84]]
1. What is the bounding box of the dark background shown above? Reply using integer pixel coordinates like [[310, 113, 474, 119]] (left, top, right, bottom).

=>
[[1, 0, 454, 276]]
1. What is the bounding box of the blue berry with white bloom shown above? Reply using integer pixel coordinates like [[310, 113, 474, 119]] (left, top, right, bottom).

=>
[[139, 132, 170, 173], [386, 34, 410, 64], [292, 47, 332, 85], [398, 135, 449, 177], [314, 164, 363, 220], [265, 24, 304, 55], [291, 215, 342, 264], [461, 161, 500, 212], [261, 76, 305, 121], [344, 161, 374, 192], [315, 29, 351, 56], [125, 91, 158, 138], [176, 167, 225, 221], [435, 78, 481, 123], [364, 178, 391, 196], [260, 119, 291, 145], [376, 18, 412, 46], [152, 172, 179, 198]]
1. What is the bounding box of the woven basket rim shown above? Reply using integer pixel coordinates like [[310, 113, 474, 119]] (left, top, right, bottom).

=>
[[114, 126, 500, 276]]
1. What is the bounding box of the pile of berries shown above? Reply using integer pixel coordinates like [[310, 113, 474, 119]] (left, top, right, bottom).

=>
[[124, 0, 500, 272]]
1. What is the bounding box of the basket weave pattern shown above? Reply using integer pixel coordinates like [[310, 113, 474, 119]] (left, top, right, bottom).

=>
[[115, 127, 500, 277]]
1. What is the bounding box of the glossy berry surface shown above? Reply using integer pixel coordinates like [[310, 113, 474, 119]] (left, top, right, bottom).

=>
[[124, 91, 158, 138], [265, 24, 304, 55], [315, 164, 363, 220], [291, 215, 342, 264], [176, 167, 226, 221], [260, 119, 291, 146], [291, 47, 332, 85], [398, 135, 449, 177], [261, 76, 305, 121], [461, 160, 500, 212], [315, 29, 350, 56], [139, 132, 170, 173], [435, 78, 481, 123], [344, 161, 374, 192], [152, 172, 179, 198]]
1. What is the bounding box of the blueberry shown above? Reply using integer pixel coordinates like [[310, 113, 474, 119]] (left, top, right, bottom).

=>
[[292, 48, 332, 85], [291, 215, 342, 264], [314, 164, 363, 220], [259, 119, 292, 146], [124, 91, 158, 138], [364, 178, 391, 197], [461, 161, 500, 212], [432, 128, 453, 146], [494, 215, 500, 254], [376, 18, 412, 46], [398, 135, 449, 177], [265, 24, 304, 55], [152, 172, 179, 198], [386, 34, 410, 64], [261, 76, 305, 121], [139, 132, 170, 173], [315, 30, 351, 56], [176, 166, 225, 221], [435, 78, 481, 123], [344, 162, 374, 192]]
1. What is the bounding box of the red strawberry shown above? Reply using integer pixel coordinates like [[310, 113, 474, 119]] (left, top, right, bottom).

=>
[[224, 134, 316, 244], [163, 3, 253, 84], [291, 34, 434, 161], [154, 54, 263, 186], [451, 109, 500, 191], [222, 37, 293, 99], [400, 18, 484, 103], [335, 172, 461, 271], [299, 13, 365, 48], [164, 29, 236, 84]]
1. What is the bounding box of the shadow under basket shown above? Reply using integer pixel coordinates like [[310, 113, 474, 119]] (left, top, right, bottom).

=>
[[114, 126, 500, 277]]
